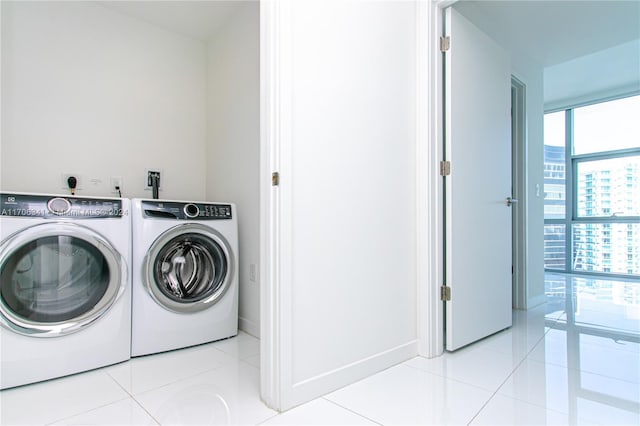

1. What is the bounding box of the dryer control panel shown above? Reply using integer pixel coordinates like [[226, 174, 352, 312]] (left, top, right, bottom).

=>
[[141, 201, 232, 220], [0, 193, 124, 218]]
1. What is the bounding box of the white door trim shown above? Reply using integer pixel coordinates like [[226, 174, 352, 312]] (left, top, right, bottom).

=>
[[511, 76, 528, 310], [416, 0, 444, 358], [260, 0, 292, 410]]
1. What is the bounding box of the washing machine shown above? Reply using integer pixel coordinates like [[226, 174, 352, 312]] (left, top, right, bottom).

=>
[[131, 198, 238, 357], [0, 192, 131, 389]]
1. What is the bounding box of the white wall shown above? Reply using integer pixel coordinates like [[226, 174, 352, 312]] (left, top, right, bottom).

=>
[[545, 40, 640, 111], [1, 1, 207, 200], [206, 3, 260, 337], [263, 0, 418, 409]]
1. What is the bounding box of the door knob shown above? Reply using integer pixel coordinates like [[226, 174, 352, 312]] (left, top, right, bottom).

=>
[[505, 197, 518, 207]]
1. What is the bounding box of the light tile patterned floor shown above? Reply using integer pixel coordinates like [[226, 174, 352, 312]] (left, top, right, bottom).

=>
[[1, 274, 638, 425]]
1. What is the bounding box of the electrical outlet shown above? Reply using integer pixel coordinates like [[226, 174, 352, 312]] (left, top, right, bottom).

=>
[[110, 176, 123, 194], [61, 173, 82, 192], [249, 264, 257, 282]]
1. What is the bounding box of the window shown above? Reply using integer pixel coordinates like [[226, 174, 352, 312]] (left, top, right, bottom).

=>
[[544, 95, 640, 278], [573, 96, 640, 155], [544, 111, 566, 220], [576, 156, 640, 218]]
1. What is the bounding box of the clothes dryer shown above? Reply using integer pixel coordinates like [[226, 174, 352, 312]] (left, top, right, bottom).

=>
[[0, 192, 131, 389], [130, 199, 238, 356]]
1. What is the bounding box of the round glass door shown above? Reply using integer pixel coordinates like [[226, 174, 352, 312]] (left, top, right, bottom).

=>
[[0, 223, 124, 336], [144, 224, 233, 313]]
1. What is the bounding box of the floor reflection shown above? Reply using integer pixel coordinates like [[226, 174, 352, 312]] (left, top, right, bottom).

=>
[[543, 273, 640, 424]]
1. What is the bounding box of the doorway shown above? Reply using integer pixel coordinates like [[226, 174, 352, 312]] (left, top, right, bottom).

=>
[[512, 76, 527, 310]]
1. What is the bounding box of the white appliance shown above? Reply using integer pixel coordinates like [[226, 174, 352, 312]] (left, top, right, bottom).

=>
[[0, 192, 131, 389], [131, 198, 238, 356]]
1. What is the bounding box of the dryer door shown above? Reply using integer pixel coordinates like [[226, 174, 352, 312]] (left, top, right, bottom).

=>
[[0, 223, 125, 337], [144, 223, 234, 313]]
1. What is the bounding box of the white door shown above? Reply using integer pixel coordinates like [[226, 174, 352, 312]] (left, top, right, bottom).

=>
[[261, 0, 419, 410], [444, 7, 513, 351]]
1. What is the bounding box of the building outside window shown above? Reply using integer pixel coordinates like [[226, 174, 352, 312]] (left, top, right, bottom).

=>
[[543, 95, 640, 278]]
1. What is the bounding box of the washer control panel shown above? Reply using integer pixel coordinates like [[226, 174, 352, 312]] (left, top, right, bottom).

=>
[[142, 200, 232, 220], [1, 193, 124, 218]]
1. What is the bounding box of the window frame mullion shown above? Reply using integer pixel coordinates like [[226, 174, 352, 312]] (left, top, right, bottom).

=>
[[566, 109, 574, 273]]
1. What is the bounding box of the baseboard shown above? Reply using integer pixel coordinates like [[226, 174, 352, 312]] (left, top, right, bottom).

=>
[[282, 339, 419, 410], [239, 316, 260, 338], [527, 294, 547, 310]]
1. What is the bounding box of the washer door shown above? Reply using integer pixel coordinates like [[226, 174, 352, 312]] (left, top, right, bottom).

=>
[[0, 223, 126, 337], [144, 224, 234, 313]]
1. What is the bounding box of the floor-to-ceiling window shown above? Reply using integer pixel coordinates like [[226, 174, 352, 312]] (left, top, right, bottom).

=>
[[544, 95, 640, 278]]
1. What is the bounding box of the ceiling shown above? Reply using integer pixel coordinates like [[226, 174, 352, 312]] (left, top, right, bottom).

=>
[[97, 1, 639, 66], [97, 1, 249, 41], [453, 0, 640, 67]]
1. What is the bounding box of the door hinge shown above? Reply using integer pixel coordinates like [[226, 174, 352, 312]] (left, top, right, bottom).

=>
[[440, 36, 450, 52], [441, 285, 451, 301], [272, 172, 279, 186], [440, 161, 451, 176]]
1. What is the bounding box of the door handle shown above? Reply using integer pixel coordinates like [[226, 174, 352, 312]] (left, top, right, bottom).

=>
[[505, 197, 518, 207]]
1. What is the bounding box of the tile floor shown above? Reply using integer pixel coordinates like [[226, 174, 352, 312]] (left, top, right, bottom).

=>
[[1, 274, 638, 425]]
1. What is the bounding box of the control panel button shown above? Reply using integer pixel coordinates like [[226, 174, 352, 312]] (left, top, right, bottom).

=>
[[184, 203, 200, 218], [47, 197, 71, 215]]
